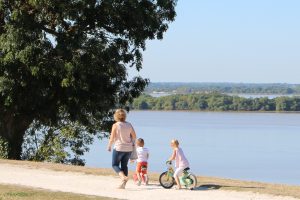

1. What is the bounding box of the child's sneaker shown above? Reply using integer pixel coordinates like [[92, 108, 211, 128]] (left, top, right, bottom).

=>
[[144, 175, 149, 185], [137, 180, 141, 186], [143, 181, 149, 186], [174, 186, 182, 190]]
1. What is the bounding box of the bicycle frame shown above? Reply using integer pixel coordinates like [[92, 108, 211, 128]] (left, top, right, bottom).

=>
[[166, 164, 174, 178], [166, 163, 192, 186]]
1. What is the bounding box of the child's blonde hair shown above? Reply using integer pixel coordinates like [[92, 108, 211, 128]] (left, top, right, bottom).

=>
[[114, 109, 127, 122], [171, 139, 179, 147]]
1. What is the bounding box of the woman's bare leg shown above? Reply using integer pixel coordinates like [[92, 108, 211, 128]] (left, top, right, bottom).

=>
[[118, 171, 128, 181]]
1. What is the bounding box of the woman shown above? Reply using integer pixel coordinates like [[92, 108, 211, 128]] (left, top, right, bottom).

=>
[[107, 109, 136, 189]]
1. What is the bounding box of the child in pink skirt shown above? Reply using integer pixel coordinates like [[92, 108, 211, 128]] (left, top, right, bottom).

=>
[[167, 139, 190, 189]]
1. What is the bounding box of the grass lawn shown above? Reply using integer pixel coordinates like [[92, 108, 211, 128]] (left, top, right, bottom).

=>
[[1, 159, 300, 199], [0, 184, 116, 200]]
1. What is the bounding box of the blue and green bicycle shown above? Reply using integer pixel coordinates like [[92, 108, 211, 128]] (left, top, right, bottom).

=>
[[159, 161, 197, 190]]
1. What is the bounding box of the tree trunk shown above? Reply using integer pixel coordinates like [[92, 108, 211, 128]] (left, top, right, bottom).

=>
[[0, 114, 31, 160], [6, 133, 24, 160]]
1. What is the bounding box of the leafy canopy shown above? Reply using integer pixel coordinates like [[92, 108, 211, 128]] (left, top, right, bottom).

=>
[[0, 0, 177, 161]]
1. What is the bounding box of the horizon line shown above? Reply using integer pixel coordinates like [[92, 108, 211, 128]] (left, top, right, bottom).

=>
[[148, 82, 300, 85]]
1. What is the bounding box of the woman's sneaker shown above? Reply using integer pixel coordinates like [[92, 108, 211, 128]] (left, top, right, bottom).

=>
[[118, 179, 128, 189]]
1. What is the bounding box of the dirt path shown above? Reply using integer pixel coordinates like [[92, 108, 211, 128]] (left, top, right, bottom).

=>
[[0, 164, 298, 200]]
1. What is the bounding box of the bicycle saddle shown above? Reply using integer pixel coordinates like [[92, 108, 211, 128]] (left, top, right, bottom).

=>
[[184, 167, 190, 171]]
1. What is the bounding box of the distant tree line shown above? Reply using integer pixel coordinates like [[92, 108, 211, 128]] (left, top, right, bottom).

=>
[[146, 83, 300, 94], [132, 93, 300, 111]]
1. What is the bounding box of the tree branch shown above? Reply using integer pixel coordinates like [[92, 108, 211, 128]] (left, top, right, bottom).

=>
[[40, 25, 60, 37]]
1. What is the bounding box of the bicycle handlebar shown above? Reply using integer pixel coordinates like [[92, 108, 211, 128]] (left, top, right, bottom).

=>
[[166, 161, 172, 165]]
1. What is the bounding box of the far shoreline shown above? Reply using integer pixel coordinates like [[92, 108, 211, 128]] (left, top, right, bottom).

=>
[[129, 109, 300, 114]]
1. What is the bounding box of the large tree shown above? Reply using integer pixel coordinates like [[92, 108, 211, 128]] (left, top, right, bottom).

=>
[[0, 0, 176, 160]]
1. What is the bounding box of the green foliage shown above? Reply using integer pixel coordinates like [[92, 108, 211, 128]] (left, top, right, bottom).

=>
[[275, 97, 300, 111], [146, 83, 300, 94], [132, 93, 300, 112], [0, 1, 177, 160], [0, 136, 8, 159], [22, 121, 109, 165]]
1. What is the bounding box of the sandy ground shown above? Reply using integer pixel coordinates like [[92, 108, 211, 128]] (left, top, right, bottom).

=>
[[0, 164, 298, 200]]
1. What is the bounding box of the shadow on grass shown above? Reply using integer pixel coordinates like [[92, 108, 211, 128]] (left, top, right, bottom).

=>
[[194, 184, 265, 191]]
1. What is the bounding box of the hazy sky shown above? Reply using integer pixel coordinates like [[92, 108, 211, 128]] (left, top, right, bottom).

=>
[[129, 0, 300, 83]]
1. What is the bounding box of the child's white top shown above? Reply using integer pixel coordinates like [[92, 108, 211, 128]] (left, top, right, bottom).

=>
[[175, 147, 189, 168], [136, 147, 149, 162]]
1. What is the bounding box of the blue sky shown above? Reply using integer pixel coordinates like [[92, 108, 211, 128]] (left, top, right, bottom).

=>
[[129, 0, 300, 83]]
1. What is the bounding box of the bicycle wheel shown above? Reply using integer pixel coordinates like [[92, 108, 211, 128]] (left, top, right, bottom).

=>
[[159, 171, 175, 189], [186, 173, 197, 190]]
